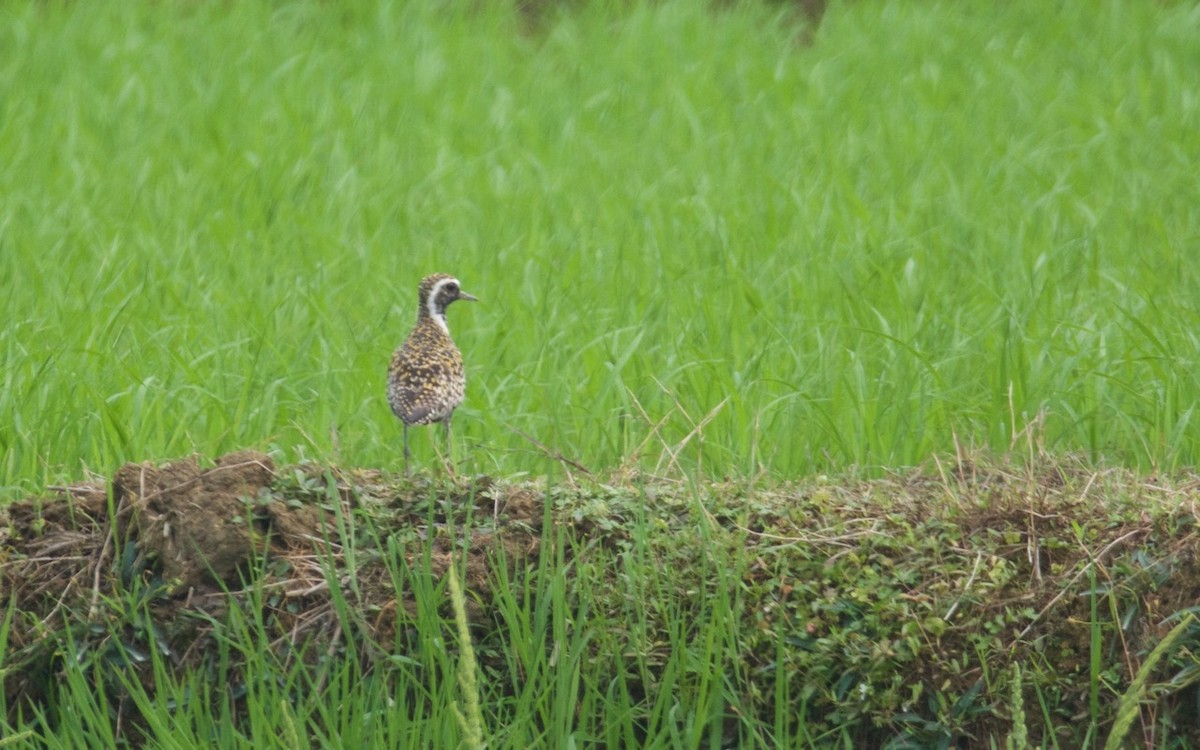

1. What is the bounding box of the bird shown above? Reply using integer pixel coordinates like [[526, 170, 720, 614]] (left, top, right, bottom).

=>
[[387, 273, 477, 473]]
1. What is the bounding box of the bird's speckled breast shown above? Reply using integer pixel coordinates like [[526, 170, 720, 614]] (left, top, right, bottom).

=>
[[387, 318, 466, 426]]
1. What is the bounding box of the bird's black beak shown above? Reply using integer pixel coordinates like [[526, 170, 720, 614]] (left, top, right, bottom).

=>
[[458, 291, 478, 302]]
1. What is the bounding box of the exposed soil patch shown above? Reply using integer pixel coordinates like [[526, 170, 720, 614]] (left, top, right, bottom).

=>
[[0, 452, 542, 720], [115, 451, 281, 591]]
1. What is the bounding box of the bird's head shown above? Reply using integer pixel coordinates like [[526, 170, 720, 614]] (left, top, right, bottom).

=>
[[418, 273, 477, 329]]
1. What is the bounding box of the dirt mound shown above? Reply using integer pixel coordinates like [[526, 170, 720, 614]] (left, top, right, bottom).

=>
[[8, 451, 1200, 746], [1, 452, 541, 716], [3, 451, 324, 597], [114, 451, 282, 591]]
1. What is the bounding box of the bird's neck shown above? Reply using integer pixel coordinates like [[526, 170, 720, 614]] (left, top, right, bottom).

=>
[[419, 293, 451, 334], [419, 306, 450, 335]]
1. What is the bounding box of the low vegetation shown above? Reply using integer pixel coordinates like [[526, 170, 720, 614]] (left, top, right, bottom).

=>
[[4, 446, 1200, 747]]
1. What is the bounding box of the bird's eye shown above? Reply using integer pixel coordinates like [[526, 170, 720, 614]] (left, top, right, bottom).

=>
[[447, 283, 458, 292]]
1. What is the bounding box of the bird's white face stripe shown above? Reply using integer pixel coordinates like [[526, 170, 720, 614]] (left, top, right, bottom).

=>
[[427, 277, 459, 334]]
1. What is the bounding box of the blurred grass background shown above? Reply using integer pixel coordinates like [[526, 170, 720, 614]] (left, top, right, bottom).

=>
[[2, 0, 1199, 497]]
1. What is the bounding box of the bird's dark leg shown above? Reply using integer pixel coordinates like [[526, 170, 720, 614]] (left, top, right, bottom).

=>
[[444, 413, 454, 471], [403, 423, 411, 475]]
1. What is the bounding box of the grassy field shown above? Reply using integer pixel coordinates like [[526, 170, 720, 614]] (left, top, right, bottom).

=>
[[3, 0, 1200, 747], [3, 0, 1200, 495]]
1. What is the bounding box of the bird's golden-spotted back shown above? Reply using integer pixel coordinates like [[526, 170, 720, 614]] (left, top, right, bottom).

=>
[[388, 316, 466, 425]]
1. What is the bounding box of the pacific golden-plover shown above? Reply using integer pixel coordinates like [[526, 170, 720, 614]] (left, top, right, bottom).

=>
[[387, 273, 477, 473]]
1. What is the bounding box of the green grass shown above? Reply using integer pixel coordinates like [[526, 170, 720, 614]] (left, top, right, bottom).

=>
[[4, 0, 1200, 747], [3, 0, 1200, 497]]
